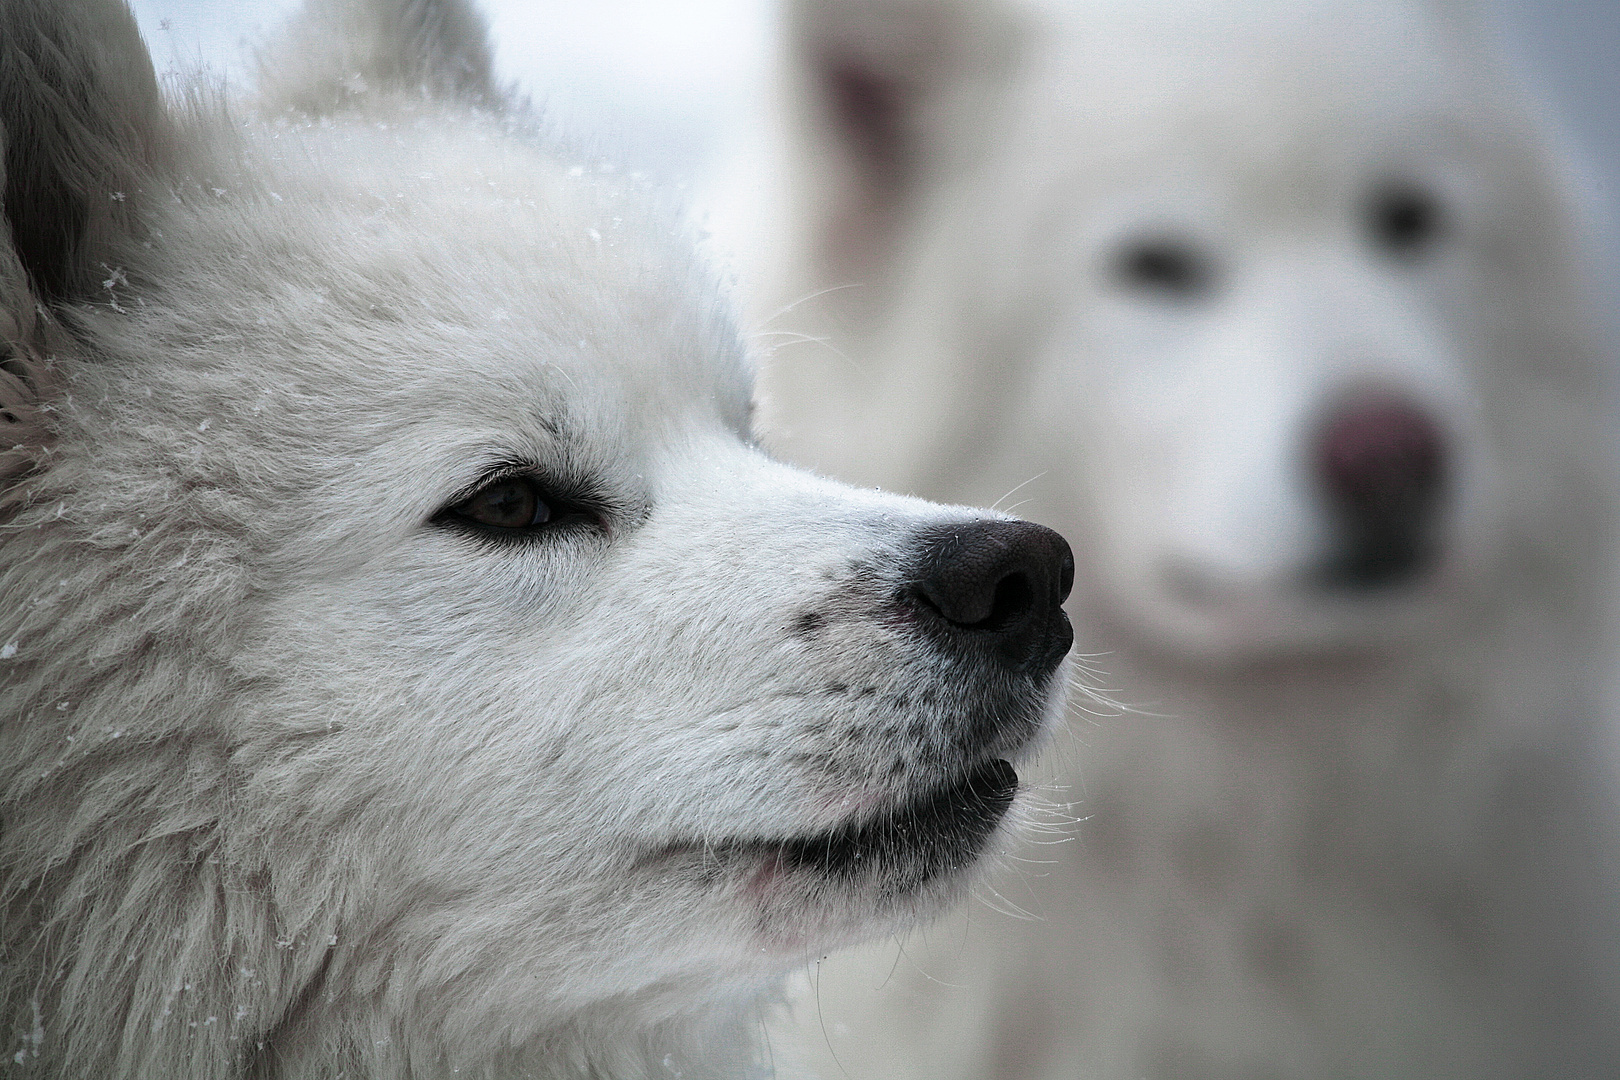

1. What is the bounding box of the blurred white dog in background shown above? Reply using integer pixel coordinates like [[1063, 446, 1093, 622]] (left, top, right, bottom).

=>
[[753, 0, 1620, 1076]]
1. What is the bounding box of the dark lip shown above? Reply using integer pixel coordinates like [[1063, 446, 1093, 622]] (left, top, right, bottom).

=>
[[772, 757, 1018, 883], [664, 758, 1020, 893]]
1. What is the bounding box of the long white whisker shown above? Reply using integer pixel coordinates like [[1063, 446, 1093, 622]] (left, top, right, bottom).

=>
[[758, 282, 868, 327], [989, 471, 1047, 513]]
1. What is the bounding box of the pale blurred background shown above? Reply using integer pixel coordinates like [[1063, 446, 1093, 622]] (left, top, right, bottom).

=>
[[124, 0, 1620, 280]]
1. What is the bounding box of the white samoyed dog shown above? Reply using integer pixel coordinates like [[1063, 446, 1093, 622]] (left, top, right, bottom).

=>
[[0, 2, 1077, 1078], [754, 0, 1620, 1077]]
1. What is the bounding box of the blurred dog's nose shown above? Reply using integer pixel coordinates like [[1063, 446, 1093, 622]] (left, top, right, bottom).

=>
[[1313, 392, 1446, 588], [908, 520, 1074, 672]]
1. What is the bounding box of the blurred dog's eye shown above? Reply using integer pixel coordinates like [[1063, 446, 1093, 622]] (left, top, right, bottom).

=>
[[449, 477, 554, 530], [1113, 236, 1216, 299], [1367, 182, 1444, 256]]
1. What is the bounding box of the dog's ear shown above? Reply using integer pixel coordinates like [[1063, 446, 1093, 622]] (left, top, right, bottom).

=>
[[0, 292, 58, 512], [257, 0, 501, 115], [0, 0, 172, 502], [0, 0, 173, 307], [0, 168, 53, 509], [781, 0, 1030, 287]]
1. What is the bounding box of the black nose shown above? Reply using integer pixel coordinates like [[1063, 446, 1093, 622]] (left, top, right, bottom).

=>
[[907, 519, 1074, 672], [1313, 392, 1446, 588]]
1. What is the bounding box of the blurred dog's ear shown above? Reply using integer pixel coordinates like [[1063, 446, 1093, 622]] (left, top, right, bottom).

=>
[[780, 0, 1029, 289], [256, 0, 503, 116]]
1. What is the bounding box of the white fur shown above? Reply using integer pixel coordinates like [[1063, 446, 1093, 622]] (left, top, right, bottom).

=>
[[754, 0, 1620, 1076], [0, 2, 1071, 1077]]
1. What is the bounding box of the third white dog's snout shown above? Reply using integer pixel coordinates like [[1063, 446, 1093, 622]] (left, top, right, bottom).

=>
[[1311, 390, 1448, 589], [906, 520, 1075, 674]]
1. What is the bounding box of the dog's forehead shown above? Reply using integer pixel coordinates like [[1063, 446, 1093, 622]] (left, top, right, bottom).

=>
[[141, 117, 754, 468], [1024, 0, 1497, 177], [1034, 0, 1471, 86]]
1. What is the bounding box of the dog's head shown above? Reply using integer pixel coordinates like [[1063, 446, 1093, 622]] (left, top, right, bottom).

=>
[[766, 0, 1611, 665], [0, 1, 1070, 1074], [998, 0, 1608, 663]]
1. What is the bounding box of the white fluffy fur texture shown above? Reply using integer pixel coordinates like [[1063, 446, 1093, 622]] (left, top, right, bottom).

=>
[[756, 0, 1620, 1076], [0, 2, 1071, 1077]]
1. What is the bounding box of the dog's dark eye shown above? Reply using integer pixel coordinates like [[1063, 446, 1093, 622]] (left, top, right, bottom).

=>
[[1367, 182, 1444, 257], [1112, 236, 1216, 300], [434, 472, 607, 542], [452, 478, 552, 529]]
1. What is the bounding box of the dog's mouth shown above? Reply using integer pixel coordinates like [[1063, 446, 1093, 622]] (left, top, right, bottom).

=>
[[764, 758, 1018, 886], [649, 758, 1020, 900]]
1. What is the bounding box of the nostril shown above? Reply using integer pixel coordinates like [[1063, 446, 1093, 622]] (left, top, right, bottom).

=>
[[914, 569, 1032, 629], [982, 571, 1033, 631]]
